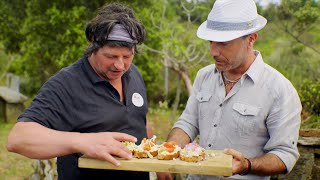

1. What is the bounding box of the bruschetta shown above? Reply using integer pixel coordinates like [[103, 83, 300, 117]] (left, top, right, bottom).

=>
[[157, 141, 181, 160], [179, 142, 206, 162], [134, 135, 159, 159]]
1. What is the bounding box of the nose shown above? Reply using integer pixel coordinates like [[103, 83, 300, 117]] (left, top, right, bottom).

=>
[[210, 42, 220, 57], [114, 58, 125, 71]]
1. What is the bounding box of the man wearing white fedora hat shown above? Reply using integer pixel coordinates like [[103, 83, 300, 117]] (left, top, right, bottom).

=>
[[165, 0, 302, 179]]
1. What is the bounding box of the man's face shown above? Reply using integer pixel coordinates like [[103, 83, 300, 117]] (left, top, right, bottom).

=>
[[209, 36, 250, 72], [89, 45, 134, 82]]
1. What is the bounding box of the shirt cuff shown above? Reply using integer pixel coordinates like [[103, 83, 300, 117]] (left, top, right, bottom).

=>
[[173, 120, 197, 141]]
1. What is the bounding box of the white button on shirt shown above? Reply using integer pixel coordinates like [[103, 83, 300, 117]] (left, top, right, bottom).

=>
[[174, 51, 302, 180]]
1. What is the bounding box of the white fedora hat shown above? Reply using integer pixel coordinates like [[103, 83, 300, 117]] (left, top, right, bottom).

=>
[[197, 0, 267, 42]]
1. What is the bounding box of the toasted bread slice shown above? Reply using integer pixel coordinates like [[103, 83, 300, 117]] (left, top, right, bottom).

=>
[[122, 141, 138, 155], [157, 141, 181, 160], [157, 151, 180, 160], [179, 142, 206, 162], [134, 135, 159, 159], [134, 149, 158, 159]]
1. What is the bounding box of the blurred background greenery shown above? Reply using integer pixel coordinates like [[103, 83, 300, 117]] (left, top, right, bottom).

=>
[[0, 0, 319, 179]]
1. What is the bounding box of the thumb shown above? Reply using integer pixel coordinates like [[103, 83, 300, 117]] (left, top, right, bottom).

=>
[[224, 148, 243, 160]]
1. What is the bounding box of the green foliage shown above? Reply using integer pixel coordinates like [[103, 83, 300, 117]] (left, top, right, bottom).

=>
[[0, 0, 26, 53], [135, 0, 211, 104], [259, 0, 320, 90], [299, 79, 320, 115], [0, 0, 320, 113], [275, 0, 320, 51], [11, 1, 90, 94], [0, 44, 9, 85], [289, 1, 319, 35], [301, 115, 320, 129]]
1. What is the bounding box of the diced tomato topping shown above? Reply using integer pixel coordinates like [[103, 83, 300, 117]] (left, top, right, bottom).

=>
[[164, 141, 176, 148], [166, 147, 174, 153], [163, 141, 177, 152]]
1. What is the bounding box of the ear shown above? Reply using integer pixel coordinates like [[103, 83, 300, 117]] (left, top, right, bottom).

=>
[[248, 33, 258, 48]]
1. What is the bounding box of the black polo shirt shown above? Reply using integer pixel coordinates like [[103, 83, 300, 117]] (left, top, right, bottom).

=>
[[18, 57, 149, 180]]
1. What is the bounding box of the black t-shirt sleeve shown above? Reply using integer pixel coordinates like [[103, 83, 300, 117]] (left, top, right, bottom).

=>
[[18, 72, 73, 131]]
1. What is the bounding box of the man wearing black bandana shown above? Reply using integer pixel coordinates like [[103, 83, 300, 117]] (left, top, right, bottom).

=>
[[7, 3, 151, 180]]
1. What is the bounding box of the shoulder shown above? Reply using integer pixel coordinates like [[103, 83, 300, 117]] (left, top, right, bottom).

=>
[[262, 64, 300, 102], [128, 64, 144, 80], [129, 64, 141, 74], [41, 59, 84, 93], [194, 64, 216, 83], [58, 59, 84, 79], [197, 64, 216, 76], [50, 59, 84, 83]]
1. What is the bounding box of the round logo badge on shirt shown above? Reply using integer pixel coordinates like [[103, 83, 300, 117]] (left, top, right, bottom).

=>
[[132, 92, 144, 107]]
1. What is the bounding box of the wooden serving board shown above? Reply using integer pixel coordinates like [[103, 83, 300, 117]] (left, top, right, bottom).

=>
[[78, 150, 232, 176]]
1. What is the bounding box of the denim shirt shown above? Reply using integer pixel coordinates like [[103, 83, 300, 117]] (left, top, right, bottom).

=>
[[174, 52, 302, 180]]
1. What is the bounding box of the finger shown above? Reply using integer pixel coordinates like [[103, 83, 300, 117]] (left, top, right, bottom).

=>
[[224, 148, 243, 160], [100, 152, 121, 166], [157, 172, 172, 180], [115, 139, 134, 154], [111, 132, 137, 143], [119, 142, 134, 155], [109, 142, 133, 160]]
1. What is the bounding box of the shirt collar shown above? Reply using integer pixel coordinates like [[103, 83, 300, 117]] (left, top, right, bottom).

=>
[[213, 67, 224, 85], [244, 51, 265, 84], [213, 51, 265, 84]]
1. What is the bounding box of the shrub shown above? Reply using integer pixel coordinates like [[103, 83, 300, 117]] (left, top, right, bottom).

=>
[[298, 79, 320, 115]]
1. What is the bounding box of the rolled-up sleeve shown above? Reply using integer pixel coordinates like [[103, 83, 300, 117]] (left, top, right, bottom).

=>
[[264, 83, 302, 173]]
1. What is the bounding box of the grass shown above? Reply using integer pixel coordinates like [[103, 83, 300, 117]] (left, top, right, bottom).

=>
[[147, 109, 180, 142], [0, 123, 33, 180]]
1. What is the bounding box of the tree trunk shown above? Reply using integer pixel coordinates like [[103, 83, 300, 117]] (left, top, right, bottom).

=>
[[166, 64, 193, 97], [177, 70, 192, 97], [29, 159, 57, 180], [173, 77, 181, 110]]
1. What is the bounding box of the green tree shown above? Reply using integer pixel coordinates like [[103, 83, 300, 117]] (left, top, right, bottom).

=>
[[276, 0, 320, 55], [140, 0, 212, 108], [0, 0, 161, 96]]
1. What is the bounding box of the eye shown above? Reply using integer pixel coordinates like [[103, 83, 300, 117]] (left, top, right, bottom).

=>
[[105, 55, 116, 59], [123, 54, 133, 59]]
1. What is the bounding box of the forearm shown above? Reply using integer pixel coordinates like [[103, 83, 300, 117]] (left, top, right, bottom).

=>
[[167, 128, 191, 148], [7, 122, 81, 159], [146, 121, 154, 138], [250, 153, 286, 176]]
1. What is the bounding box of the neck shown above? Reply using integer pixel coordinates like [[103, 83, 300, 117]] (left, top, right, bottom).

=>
[[223, 72, 240, 83], [225, 51, 257, 79]]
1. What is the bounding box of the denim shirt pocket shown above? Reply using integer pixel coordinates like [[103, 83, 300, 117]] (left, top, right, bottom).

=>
[[233, 102, 260, 137], [196, 92, 212, 119]]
